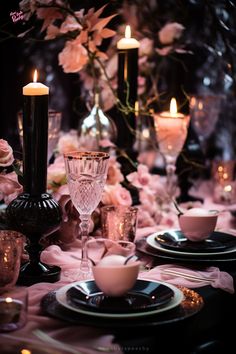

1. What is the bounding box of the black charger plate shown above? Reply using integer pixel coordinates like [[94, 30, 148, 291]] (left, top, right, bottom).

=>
[[41, 287, 204, 329]]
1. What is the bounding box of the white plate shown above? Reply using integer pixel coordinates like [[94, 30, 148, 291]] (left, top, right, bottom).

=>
[[146, 231, 236, 257], [55, 279, 183, 319]]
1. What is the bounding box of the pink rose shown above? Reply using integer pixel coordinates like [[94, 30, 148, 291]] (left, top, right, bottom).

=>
[[102, 184, 132, 207], [0, 139, 14, 167], [59, 35, 89, 73], [57, 130, 79, 154], [0, 172, 22, 204], [139, 38, 153, 56], [106, 157, 124, 185], [158, 22, 185, 45], [137, 208, 156, 228], [127, 164, 152, 189], [47, 156, 66, 190]]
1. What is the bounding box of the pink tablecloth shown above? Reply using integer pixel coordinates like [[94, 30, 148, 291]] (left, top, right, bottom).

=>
[[1, 179, 236, 351]]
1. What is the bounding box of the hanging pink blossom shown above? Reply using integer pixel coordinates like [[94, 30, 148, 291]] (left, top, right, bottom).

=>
[[158, 22, 185, 45], [59, 35, 89, 73]]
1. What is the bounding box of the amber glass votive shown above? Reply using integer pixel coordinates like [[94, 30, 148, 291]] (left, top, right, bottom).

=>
[[101, 205, 138, 242]]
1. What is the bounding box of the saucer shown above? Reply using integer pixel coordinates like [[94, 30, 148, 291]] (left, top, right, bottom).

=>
[[146, 231, 236, 257], [67, 279, 174, 313], [155, 230, 236, 253]]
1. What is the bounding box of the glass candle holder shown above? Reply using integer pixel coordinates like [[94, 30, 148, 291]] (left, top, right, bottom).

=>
[[101, 205, 138, 242], [0, 287, 28, 332]]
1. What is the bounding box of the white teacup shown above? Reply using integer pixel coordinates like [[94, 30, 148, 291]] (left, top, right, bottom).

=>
[[178, 208, 219, 242]]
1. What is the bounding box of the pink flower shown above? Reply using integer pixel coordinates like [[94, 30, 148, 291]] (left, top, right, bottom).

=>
[[57, 130, 79, 154], [139, 190, 157, 215], [36, 6, 63, 32], [47, 156, 66, 190], [59, 35, 88, 73], [139, 38, 153, 56], [59, 12, 83, 34], [0, 139, 14, 167], [158, 22, 185, 45], [102, 184, 132, 207], [106, 157, 124, 185], [137, 208, 156, 228], [45, 24, 60, 40], [127, 164, 152, 189], [0, 172, 23, 204]]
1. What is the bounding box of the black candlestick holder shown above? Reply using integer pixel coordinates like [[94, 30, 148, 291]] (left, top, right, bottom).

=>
[[6, 193, 62, 285], [6, 93, 62, 286]]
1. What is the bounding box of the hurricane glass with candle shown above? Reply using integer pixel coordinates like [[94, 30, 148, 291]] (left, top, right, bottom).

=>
[[153, 98, 189, 200], [64, 151, 109, 275]]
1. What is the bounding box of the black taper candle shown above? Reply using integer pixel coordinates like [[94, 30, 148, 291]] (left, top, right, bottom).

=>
[[115, 26, 140, 181], [23, 95, 48, 195], [6, 71, 62, 285]]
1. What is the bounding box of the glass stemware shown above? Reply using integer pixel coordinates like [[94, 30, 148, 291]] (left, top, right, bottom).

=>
[[64, 151, 109, 275], [153, 102, 189, 201], [189, 94, 223, 155]]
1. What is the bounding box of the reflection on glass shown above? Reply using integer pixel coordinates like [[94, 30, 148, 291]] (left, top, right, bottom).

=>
[[18, 110, 62, 163]]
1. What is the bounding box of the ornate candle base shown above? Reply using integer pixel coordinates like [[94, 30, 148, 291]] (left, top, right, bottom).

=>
[[6, 193, 62, 286]]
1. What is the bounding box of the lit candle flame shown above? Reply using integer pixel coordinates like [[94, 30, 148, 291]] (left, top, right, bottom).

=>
[[21, 350, 32, 354], [33, 69, 38, 83], [125, 25, 131, 39], [170, 97, 177, 115]]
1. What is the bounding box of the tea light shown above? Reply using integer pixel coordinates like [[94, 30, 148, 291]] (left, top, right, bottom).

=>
[[153, 98, 189, 162], [213, 182, 236, 204], [0, 297, 22, 326]]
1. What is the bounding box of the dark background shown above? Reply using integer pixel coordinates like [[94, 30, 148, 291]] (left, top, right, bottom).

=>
[[0, 0, 236, 165]]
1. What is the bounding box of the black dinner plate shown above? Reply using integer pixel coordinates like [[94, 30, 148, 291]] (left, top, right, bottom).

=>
[[41, 287, 204, 329], [155, 230, 236, 253], [66, 279, 174, 313], [136, 238, 236, 270]]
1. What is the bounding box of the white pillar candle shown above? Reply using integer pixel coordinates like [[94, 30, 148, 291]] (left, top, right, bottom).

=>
[[23, 70, 49, 96]]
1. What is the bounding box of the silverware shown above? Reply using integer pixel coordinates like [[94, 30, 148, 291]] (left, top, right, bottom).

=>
[[160, 269, 214, 283]]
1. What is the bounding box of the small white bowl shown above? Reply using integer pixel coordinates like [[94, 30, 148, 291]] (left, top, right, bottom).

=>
[[178, 208, 219, 242], [92, 255, 140, 297]]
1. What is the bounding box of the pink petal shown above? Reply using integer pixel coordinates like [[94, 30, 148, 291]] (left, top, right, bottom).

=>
[[100, 28, 116, 38]]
